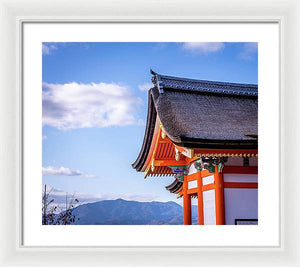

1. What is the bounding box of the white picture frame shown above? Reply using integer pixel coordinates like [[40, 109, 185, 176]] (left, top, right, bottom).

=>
[[22, 22, 278, 248], [0, 0, 298, 266]]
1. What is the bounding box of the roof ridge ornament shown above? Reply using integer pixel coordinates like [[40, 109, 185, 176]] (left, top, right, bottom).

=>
[[150, 69, 164, 94], [150, 68, 157, 75]]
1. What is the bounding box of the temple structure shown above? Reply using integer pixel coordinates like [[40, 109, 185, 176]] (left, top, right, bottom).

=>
[[132, 70, 258, 225]]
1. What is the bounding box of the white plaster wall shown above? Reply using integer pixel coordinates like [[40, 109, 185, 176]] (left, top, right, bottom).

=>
[[203, 175, 214, 185], [188, 180, 197, 189], [203, 190, 216, 225], [191, 198, 198, 225], [224, 174, 258, 183], [224, 188, 258, 225]]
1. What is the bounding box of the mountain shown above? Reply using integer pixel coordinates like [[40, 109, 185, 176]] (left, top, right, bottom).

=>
[[70, 199, 198, 225]]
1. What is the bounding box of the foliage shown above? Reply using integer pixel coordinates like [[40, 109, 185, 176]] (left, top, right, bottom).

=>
[[42, 185, 79, 225]]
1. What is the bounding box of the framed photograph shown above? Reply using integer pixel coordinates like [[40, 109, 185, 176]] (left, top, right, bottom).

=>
[[0, 0, 299, 266], [22, 22, 278, 247]]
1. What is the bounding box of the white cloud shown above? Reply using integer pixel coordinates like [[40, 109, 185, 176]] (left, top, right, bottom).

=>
[[42, 44, 57, 55], [42, 166, 96, 178], [138, 83, 153, 91], [239, 43, 258, 60], [42, 82, 143, 130], [43, 166, 82, 176], [182, 42, 225, 54], [42, 135, 47, 140]]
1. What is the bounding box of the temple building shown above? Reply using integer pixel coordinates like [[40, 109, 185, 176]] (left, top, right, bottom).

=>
[[132, 70, 258, 225]]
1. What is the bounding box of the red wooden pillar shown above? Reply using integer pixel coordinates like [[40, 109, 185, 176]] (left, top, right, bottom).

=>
[[197, 171, 204, 225], [214, 165, 225, 225], [183, 176, 191, 225]]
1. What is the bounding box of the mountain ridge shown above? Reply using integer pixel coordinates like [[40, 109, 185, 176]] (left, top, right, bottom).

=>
[[70, 198, 198, 225]]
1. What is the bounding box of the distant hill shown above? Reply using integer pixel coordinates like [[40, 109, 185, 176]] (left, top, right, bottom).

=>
[[70, 199, 198, 225]]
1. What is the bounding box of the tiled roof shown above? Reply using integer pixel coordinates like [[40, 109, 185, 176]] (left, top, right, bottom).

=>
[[132, 71, 258, 172]]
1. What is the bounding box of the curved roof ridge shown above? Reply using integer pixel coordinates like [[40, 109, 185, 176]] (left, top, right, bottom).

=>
[[154, 72, 258, 88], [151, 70, 258, 97]]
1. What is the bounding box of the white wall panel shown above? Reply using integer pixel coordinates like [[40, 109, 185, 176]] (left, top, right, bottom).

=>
[[188, 180, 197, 189], [224, 174, 258, 183], [224, 188, 258, 225], [203, 175, 214, 185], [203, 190, 216, 225]]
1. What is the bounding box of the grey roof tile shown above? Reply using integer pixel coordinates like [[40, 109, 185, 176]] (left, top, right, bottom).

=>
[[151, 70, 258, 97]]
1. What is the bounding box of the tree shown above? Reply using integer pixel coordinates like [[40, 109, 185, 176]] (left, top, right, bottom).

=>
[[42, 185, 79, 225]]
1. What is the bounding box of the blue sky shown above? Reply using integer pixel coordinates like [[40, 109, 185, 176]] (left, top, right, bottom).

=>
[[42, 42, 258, 206]]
